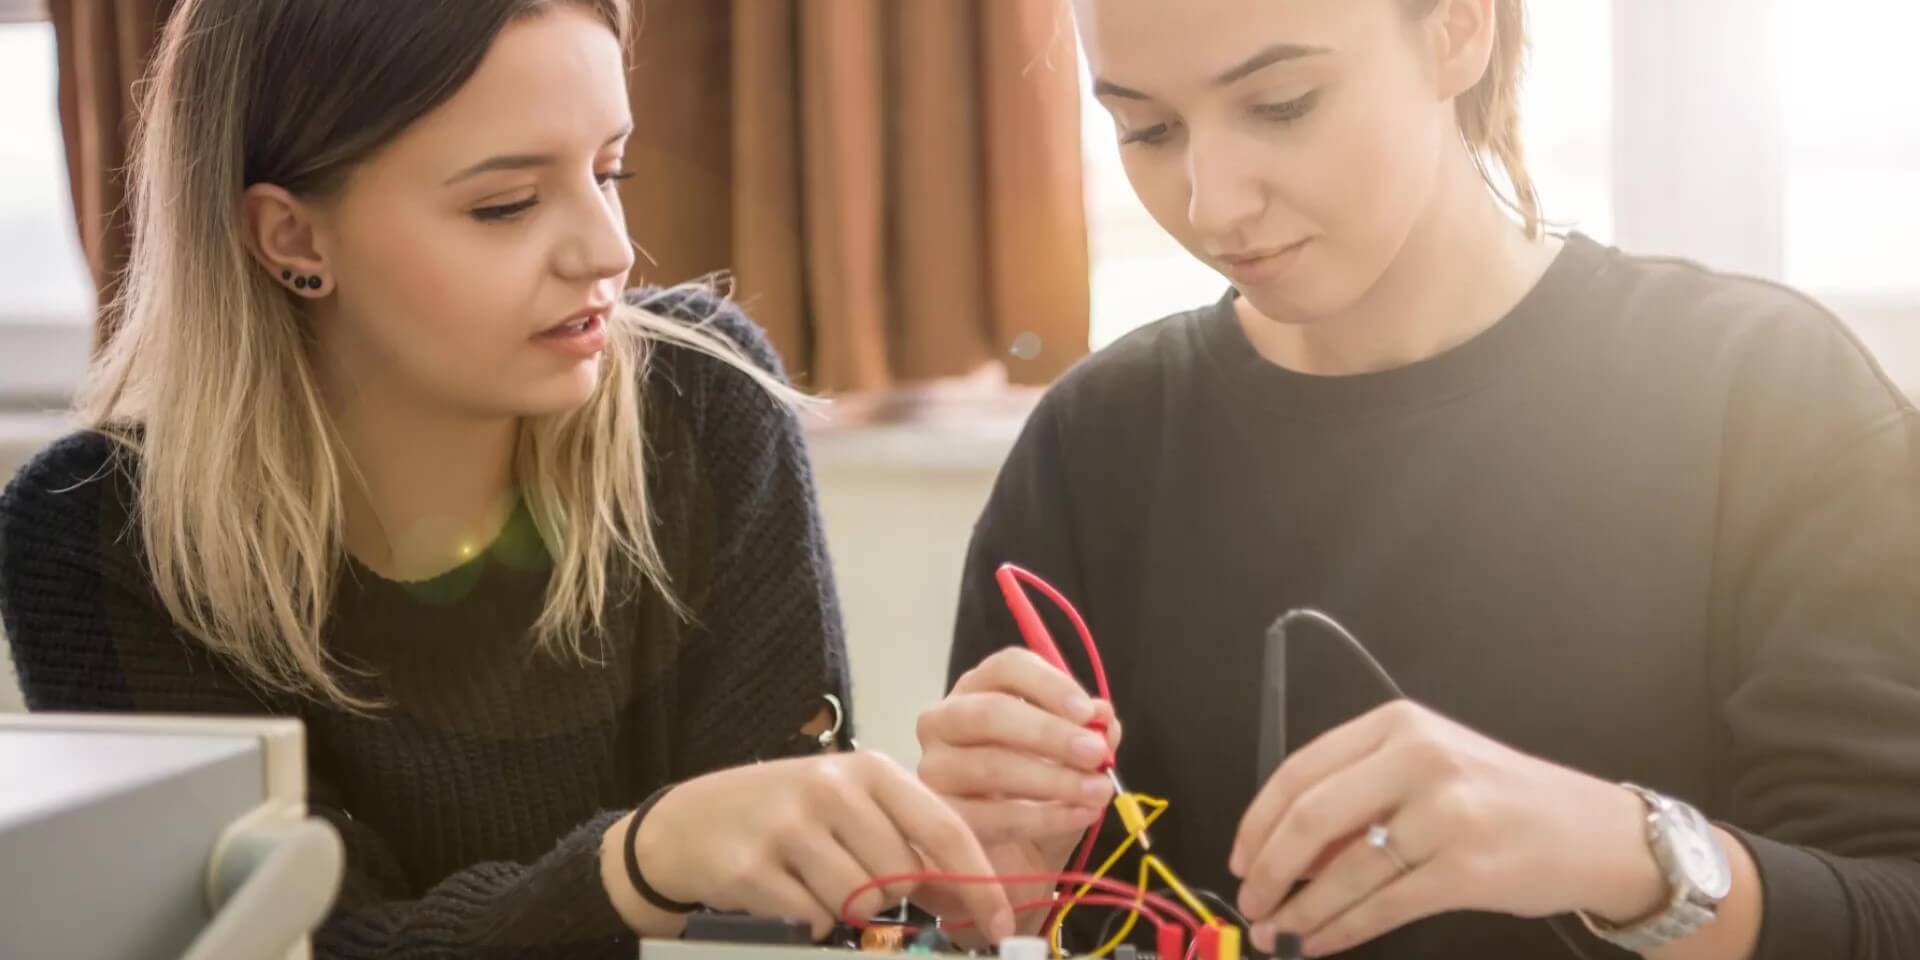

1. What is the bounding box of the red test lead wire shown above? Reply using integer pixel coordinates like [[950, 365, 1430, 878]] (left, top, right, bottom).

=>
[[836, 870, 1202, 933], [994, 564, 1122, 782], [994, 564, 1114, 708], [993, 562, 1155, 939]]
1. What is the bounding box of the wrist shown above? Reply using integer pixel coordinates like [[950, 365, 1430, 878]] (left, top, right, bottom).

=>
[[1583, 781, 1670, 926], [631, 786, 705, 909], [601, 812, 691, 938]]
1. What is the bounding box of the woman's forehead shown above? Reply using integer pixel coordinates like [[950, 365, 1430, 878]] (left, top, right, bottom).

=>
[[1074, 0, 1379, 88], [365, 8, 630, 182]]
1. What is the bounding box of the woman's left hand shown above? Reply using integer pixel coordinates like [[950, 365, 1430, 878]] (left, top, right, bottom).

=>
[[1230, 700, 1669, 957]]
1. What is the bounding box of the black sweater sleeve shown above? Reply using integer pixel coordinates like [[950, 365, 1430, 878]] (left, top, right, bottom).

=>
[[0, 434, 635, 959], [1706, 292, 1920, 960]]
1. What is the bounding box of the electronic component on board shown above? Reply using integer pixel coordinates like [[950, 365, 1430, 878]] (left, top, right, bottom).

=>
[[859, 924, 908, 953]]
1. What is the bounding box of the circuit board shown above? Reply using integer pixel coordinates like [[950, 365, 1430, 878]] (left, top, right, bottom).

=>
[[642, 945, 876, 960], [640, 944, 1121, 960]]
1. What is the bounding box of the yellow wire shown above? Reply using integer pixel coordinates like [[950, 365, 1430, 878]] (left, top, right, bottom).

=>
[[1084, 858, 1154, 958], [1048, 795, 1163, 958], [1047, 793, 1224, 959], [1146, 855, 1218, 927]]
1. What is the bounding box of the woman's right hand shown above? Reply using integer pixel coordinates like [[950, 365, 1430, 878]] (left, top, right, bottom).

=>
[[914, 648, 1123, 930], [617, 752, 1016, 941]]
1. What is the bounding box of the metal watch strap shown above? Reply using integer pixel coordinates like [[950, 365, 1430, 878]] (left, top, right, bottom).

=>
[[1577, 784, 1720, 953], [1580, 896, 1717, 952]]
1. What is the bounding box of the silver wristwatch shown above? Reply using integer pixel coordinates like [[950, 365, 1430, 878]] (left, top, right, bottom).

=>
[[1578, 783, 1732, 953]]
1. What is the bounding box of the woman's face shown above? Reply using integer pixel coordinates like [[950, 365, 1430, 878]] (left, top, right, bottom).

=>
[[292, 5, 637, 420], [1076, 0, 1466, 324]]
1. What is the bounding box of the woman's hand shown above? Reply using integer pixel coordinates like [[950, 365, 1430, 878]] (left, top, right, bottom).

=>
[[1230, 700, 1670, 957], [914, 648, 1122, 932], [623, 752, 1017, 941]]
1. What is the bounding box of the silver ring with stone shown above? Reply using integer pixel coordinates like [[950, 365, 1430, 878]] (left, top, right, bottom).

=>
[[1365, 823, 1412, 874]]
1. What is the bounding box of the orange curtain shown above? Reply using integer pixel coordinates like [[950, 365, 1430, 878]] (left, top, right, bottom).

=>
[[49, 0, 179, 349], [620, 0, 1091, 390], [52, 0, 1093, 390]]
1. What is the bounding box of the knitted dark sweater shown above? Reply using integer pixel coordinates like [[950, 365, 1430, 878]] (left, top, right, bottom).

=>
[[0, 291, 852, 958]]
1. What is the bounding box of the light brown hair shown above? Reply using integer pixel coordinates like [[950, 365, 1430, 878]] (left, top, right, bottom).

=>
[[83, 0, 796, 707], [1403, 0, 1541, 238]]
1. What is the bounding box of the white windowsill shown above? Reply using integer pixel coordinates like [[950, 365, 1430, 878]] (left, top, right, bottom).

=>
[[0, 315, 88, 410]]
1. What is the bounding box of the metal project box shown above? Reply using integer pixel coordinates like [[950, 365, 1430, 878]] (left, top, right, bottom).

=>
[[0, 714, 343, 960]]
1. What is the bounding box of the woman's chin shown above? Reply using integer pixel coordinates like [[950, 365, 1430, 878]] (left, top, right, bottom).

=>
[[1239, 282, 1353, 328], [515, 364, 603, 418]]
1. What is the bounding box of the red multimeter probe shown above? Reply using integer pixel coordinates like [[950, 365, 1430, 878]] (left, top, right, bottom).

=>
[[993, 563, 1150, 851]]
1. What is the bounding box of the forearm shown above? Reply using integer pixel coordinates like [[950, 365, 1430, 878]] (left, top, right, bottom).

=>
[[312, 810, 636, 958]]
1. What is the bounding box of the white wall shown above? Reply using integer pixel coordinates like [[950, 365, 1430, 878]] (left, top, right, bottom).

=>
[[807, 418, 1019, 764]]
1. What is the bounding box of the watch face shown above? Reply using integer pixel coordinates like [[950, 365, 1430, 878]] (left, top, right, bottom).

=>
[[1669, 802, 1733, 899]]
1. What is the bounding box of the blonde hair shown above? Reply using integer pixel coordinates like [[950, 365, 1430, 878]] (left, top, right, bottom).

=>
[[80, 0, 798, 707]]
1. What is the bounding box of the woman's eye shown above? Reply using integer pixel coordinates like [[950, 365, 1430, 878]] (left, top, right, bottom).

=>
[[1253, 90, 1322, 126], [1119, 122, 1176, 147], [471, 170, 631, 223], [471, 197, 537, 223]]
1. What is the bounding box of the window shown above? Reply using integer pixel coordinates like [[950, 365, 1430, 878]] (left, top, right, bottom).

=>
[[1078, 2, 1920, 393], [1520, 1, 1613, 243], [1780, 2, 1920, 295], [1078, 63, 1225, 351], [0, 5, 94, 406], [1080, 2, 1616, 349]]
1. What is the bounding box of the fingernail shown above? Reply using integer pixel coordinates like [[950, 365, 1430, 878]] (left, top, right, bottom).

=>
[[1072, 734, 1107, 764], [992, 909, 1015, 941], [1251, 924, 1274, 952], [1082, 776, 1111, 800], [1066, 694, 1095, 722], [1074, 804, 1102, 824]]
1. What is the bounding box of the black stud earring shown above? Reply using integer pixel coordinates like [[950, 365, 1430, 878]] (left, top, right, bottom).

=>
[[293, 276, 309, 290], [281, 269, 292, 282], [305, 275, 323, 291]]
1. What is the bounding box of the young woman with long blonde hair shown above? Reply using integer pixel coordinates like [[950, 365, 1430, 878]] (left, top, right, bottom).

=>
[[0, 1, 1015, 955]]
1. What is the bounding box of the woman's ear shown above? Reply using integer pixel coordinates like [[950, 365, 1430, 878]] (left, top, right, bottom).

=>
[[242, 183, 335, 297], [1425, 0, 1499, 102]]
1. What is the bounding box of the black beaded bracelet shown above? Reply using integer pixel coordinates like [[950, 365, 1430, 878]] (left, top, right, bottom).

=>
[[624, 783, 704, 914]]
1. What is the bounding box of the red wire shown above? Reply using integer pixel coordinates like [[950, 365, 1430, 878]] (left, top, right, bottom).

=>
[[1003, 892, 1174, 931], [1014, 893, 1187, 956], [836, 870, 1200, 932], [995, 564, 1124, 932], [996, 565, 1114, 702], [838, 895, 1180, 952]]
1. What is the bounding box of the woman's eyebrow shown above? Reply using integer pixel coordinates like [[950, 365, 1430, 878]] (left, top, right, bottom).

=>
[[442, 123, 635, 187]]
